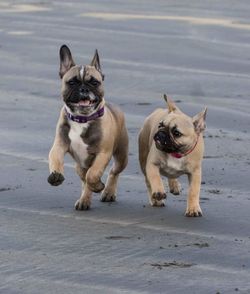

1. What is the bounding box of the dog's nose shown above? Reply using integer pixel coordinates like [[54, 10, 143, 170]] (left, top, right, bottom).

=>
[[154, 131, 168, 144], [79, 87, 89, 96]]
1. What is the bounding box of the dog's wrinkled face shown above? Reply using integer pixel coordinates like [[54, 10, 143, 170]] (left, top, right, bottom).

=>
[[154, 113, 196, 154], [154, 95, 207, 154], [59, 45, 104, 115]]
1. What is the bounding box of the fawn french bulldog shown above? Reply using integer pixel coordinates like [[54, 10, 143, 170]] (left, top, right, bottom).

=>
[[139, 94, 207, 216], [48, 45, 128, 210]]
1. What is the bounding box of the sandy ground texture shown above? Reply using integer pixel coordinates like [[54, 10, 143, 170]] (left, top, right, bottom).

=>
[[0, 0, 250, 293]]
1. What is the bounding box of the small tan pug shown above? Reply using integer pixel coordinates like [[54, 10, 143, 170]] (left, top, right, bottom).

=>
[[138, 94, 207, 217], [48, 45, 128, 210]]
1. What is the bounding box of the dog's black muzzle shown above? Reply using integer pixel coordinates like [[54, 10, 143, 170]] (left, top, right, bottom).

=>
[[66, 87, 100, 106], [154, 129, 179, 153]]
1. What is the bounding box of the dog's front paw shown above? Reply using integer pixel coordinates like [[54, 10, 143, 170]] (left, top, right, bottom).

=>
[[75, 198, 91, 211], [185, 205, 203, 217], [152, 192, 167, 201], [101, 190, 116, 202], [47, 172, 64, 186], [150, 192, 167, 207], [87, 180, 105, 193], [151, 199, 165, 207]]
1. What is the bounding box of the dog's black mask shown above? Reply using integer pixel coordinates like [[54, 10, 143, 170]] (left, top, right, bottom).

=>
[[63, 77, 102, 113], [154, 128, 184, 153], [65, 84, 99, 102]]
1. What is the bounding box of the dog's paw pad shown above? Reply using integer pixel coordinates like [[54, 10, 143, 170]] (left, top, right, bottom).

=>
[[101, 191, 116, 202], [185, 207, 203, 217], [152, 192, 167, 201], [75, 199, 91, 211], [47, 172, 64, 186], [151, 200, 165, 207]]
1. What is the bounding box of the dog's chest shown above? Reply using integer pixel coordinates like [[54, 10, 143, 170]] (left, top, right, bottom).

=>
[[68, 121, 89, 167], [160, 155, 185, 178]]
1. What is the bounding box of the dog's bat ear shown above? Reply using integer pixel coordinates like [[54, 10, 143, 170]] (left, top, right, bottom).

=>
[[90, 49, 103, 77], [163, 94, 180, 113], [193, 107, 207, 134], [59, 45, 75, 79]]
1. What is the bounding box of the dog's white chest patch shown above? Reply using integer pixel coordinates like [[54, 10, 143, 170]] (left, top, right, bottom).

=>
[[160, 155, 185, 178], [68, 121, 89, 168]]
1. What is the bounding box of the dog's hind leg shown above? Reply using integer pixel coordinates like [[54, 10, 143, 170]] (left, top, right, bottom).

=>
[[75, 164, 92, 210], [101, 128, 128, 202], [168, 178, 181, 195], [75, 182, 93, 210]]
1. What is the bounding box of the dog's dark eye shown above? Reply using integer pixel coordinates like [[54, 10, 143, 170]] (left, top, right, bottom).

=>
[[89, 77, 100, 86], [172, 128, 182, 138], [158, 121, 164, 128], [68, 78, 80, 86]]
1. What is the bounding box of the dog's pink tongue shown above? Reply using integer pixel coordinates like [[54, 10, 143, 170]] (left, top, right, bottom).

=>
[[78, 100, 90, 106]]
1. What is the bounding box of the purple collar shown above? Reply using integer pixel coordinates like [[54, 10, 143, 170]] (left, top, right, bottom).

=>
[[64, 106, 104, 123]]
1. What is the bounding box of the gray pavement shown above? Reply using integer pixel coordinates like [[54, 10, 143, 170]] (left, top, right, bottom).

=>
[[0, 1, 250, 293]]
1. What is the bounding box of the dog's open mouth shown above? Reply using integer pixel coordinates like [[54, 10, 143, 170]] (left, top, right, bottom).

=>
[[67, 96, 100, 115], [69, 97, 99, 110], [76, 99, 97, 107]]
